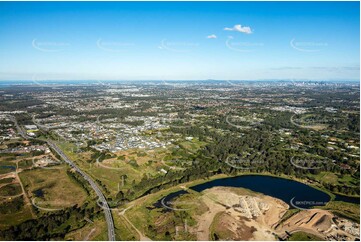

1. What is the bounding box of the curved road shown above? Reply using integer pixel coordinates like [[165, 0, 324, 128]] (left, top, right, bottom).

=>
[[9, 115, 115, 241], [47, 140, 116, 241]]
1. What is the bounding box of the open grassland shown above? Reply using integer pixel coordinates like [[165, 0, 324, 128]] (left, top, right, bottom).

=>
[[178, 138, 207, 153], [0, 196, 33, 230], [111, 180, 208, 240], [112, 212, 139, 240], [56, 140, 167, 197], [0, 177, 15, 185], [92, 228, 108, 241], [0, 183, 22, 196], [19, 166, 87, 211], [210, 212, 227, 240], [53, 137, 208, 199], [65, 218, 107, 241], [0, 160, 16, 175], [318, 201, 360, 222], [276, 209, 301, 228], [291, 113, 329, 130], [308, 172, 359, 188], [80, 149, 165, 198], [287, 231, 325, 241], [18, 158, 35, 169]]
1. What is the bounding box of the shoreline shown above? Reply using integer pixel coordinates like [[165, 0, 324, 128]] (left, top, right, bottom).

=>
[[125, 172, 359, 212]]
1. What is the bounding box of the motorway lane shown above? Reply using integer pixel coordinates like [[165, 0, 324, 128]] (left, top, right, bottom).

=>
[[47, 140, 116, 241], [8, 116, 115, 241]]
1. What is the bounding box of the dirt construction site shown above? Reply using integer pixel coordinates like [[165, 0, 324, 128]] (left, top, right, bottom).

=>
[[276, 209, 360, 241], [194, 187, 289, 240], [191, 186, 359, 241]]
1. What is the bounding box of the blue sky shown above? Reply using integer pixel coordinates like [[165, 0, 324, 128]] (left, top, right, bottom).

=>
[[0, 1, 359, 81]]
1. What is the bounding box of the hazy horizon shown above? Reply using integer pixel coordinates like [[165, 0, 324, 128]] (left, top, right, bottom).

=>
[[0, 1, 359, 81]]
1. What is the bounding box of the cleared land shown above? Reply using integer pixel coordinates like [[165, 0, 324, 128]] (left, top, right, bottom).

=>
[[202, 187, 288, 241], [276, 208, 360, 241], [19, 166, 87, 211]]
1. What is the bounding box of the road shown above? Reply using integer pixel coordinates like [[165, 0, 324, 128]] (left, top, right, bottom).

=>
[[225, 115, 251, 129], [83, 228, 97, 241], [8, 115, 116, 241], [120, 205, 151, 241], [47, 140, 116, 241], [15, 160, 36, 218], [8, 115, 28, 139], [160, 156, 186, 171], [32, 115, 66, 131], [32, 115, 50, 131]]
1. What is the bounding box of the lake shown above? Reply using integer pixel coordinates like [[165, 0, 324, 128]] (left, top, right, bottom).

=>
[[157, 175, 359, 210]]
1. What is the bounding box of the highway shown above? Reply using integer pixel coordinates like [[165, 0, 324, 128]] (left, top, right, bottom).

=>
[[9, 115, 116, 241], [47, 140, 116, 241], [8, 115, 28, 139], [32, 115, 50, 132]]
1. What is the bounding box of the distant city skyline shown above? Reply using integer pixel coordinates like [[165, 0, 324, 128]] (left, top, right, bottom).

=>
[[0, 1, 359, 81]]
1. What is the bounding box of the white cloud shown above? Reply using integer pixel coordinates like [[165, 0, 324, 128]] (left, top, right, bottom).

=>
[[206, 34, 217, 39], [224, 24, 252, 34]]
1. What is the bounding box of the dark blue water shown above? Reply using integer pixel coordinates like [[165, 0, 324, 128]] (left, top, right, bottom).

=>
[[190, 175, 332, 209], [33, 189, 44, 198], [158, 175, 359, 210], [334, 193, 360, 204]]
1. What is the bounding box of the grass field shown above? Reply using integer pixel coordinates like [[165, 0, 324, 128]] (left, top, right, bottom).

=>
[[56, 140, 165, 197], [0, 183, 22, 196], [53, 137, 209, 199], [18, 158, 35, 169], [112, 213, 139, 240], [178, 138, 207, 153], [287, 231, 324, 241], [318, 201, 360, 222], [210, 211, 228, 240], [0, 160, 16, 175], [118, 176, 216, 241], [0, 177, 15, 185], [19, 166, 87, 211], [81, 149, 166, 197], [308, 172, 358, 187], [65, 218, 107, 241], [306, 171, 359, 197], [0, 200, 33, 229], [276, 209, 300, 228]]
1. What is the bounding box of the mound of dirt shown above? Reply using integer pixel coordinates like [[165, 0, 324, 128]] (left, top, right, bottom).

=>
[[194, 186, 289, 241]]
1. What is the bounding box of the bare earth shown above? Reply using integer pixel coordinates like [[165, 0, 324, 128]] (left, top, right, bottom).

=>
[[276, 209, 360, 241], [194, 187, 289, 241]]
